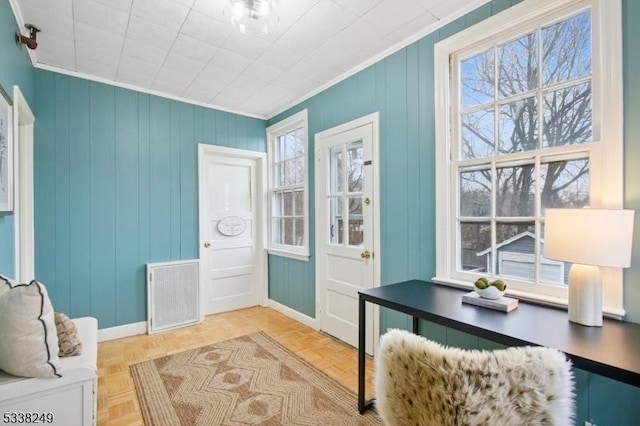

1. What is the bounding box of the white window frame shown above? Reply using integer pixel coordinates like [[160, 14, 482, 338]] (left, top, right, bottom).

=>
[[266, 110, 310, 261], [433, 0, 625, 317]]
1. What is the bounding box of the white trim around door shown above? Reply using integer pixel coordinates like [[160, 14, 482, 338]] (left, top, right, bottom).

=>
[[13, 85, 35, 282]]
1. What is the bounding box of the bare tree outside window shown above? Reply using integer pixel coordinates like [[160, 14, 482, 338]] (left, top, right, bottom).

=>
[[457, 11, 592, 283], [328, 142, 365, 247]]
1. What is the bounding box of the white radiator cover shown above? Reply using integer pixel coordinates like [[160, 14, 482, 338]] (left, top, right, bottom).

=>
[[147, 260, 201, 334]]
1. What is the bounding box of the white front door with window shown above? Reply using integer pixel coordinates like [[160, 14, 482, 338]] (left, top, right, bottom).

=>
[[199, 146, 265, 315], [315, 113, 379, 354]]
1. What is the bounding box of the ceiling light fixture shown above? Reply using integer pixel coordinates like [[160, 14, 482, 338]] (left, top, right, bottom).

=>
[[224, 0, 279, 35]]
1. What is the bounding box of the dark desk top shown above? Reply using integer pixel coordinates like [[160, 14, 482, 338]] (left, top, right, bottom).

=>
[[359, 280, 640, 387]]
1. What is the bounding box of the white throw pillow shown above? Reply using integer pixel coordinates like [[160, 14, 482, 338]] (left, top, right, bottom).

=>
[[0, 279, 62, 378]]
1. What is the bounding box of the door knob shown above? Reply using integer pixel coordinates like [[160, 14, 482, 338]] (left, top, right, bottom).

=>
[[204, 242, 211, 248], [360, 250, 371, 260]]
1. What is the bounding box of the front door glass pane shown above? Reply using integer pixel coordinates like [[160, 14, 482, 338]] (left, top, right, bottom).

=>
[[329, 197, 343, 245], [347, 141, 363, 193]]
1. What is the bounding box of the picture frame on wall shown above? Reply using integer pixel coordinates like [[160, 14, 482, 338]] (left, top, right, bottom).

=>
[[0, 84, 14, 212]]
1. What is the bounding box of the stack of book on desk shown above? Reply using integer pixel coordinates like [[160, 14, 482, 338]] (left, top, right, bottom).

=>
[[462, 291, 519, 312]]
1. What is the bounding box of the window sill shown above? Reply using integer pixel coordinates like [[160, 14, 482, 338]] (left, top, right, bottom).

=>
[[431, 276, 625, 320], [266, 248, 310, 262]]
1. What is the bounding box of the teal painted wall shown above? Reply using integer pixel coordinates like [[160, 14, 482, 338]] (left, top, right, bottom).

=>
[[0, 0, 34, 277], [267, 0, 640, 325], [32, 70, 265, 327]]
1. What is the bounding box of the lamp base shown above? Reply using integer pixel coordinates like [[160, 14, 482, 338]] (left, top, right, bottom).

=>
[[568, 264, 602, 327]]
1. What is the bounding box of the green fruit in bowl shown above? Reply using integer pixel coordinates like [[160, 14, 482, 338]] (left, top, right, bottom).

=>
[[474, 277, 489, 289], [491, 279, 506, 291]]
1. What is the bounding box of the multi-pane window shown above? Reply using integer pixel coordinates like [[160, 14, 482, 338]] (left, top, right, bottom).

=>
[[266, 110, 309, 259], [457, 10, 591, 286], [435, 0, 623, 305]]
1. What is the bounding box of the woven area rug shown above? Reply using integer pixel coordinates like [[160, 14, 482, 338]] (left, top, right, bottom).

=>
[[130, 332, 382, 426]]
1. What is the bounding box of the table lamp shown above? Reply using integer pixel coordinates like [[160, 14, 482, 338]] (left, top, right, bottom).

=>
[[544, 208, 635, 326]]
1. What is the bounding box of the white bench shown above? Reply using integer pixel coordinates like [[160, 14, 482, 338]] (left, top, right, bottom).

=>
[[0, 317, 98, 426]]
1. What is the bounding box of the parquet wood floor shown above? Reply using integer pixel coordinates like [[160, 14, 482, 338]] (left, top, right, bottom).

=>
[[97, 306, 376, 425]]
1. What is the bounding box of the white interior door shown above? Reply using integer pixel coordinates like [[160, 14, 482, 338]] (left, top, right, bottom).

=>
[[201, 151, 259, 315], [316, 114, 379, 354]]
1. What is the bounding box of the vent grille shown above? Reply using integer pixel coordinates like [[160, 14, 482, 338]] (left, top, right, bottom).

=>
[[147, 260, 201, 334]]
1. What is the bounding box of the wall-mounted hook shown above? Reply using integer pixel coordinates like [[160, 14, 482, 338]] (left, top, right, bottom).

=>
[[16, 23, 40, 50]]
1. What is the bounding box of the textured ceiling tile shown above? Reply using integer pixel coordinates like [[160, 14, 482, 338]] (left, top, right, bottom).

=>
[[75, 22, 125, 65], [362, 0, 428, 33], [183, 79, 223, 103], [311, 19, 384, 65], [274, 25, 324, 53], [126, 14, 179, 50], [73, 0, 130, 35], [34, 34, 76, 70], [429, 0, 472, 20], [173, 0, 197, 8], [117, 67, 157, 88], [197, 63, 238, 85], [17, 5, 74, 40], [276, 0, 322, 28], [171, 34, 219, 63], [122, 38, 168, 66], [277, 0, 357, 52], [331, 0, 383, 17], [416, 0, 445, 11], [257, 45, 305, 70], [288, 57, 343, 83], [151, 77, 190, 97], [240, 62, 284, 84], [19, 0, 72, 17], [223, 32, 272, 60], [251, 84, 294, 103], [117, 55, 160, 82], [392, 11, 438, 40], [89, 0, 132, 13], [159, 53, 207, 82], [272, 71, 320, 93], [191, 0, 226, 22], [227, 74, 266, 94], [208, 49, 252, 73], [181, 10, 233, 47], [239, 84, 296, 116], [213, 86, 254, 108], [76, 56, 119, 80], [131, 0, 191, 30]]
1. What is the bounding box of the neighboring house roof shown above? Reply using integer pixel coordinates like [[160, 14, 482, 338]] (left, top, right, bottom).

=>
[[476, 231, 543, 256]]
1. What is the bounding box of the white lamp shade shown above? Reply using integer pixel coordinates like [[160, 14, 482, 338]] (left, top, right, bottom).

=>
[[544, 208, 635, 268]]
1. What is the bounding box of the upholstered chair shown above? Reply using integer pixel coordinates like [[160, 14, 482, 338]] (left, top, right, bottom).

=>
[[375, 329, 575, 426]]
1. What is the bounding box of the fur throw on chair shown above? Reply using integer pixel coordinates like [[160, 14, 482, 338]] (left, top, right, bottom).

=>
[[375, 329, 575, 426]]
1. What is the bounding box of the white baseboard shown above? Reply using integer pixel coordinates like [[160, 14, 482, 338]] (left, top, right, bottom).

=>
[[266, 299, 319, 330], [97, 302, 317, 342], [98, 321, 147, 342]]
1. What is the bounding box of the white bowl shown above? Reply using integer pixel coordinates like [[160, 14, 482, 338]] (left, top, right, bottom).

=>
[[475, 286, 506, 299]]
